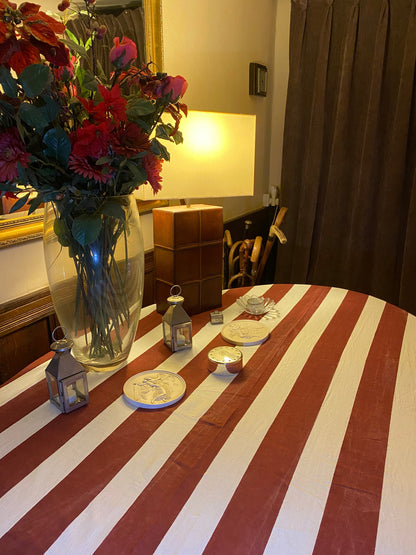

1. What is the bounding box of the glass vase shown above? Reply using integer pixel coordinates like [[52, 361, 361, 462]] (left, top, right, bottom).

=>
[[43, 193, 144, 371]]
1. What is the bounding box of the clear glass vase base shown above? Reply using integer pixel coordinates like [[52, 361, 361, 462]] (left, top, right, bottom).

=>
[[81, 356, 128, 373]]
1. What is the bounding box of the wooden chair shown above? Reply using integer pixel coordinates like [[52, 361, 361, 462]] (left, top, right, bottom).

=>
[[224, 207, 288, 288]]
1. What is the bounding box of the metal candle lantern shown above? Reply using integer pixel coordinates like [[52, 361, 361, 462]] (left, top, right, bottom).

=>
[[162, 285, 192, 352], [45, 328, 89, 413]]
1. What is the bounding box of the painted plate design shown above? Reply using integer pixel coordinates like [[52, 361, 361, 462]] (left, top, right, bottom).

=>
[[123, 370, 186, 409], [221, 319, 270, 346]]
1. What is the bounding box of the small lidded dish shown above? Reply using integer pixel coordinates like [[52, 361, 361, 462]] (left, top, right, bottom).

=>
[[246, 297, 265, 314], [208, 346, 243, 376]]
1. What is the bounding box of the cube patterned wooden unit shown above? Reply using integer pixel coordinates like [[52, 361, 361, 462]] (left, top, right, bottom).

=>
[[153, 204, 223, 315]]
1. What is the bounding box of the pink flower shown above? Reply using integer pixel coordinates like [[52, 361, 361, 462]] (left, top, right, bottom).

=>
[[0, 128, 30, 182], [68, 155, 112, 183], [160, 75, 188, 101], [109, 37, 137, 70]]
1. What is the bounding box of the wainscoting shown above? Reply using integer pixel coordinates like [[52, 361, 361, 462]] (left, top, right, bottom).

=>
[[0, 206, 277, 384]]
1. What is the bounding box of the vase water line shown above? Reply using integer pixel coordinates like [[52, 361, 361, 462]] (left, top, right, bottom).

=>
[[43, 193, 144, 371]]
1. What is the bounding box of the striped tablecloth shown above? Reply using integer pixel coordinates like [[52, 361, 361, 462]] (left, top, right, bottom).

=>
[[1, 283, 416, 555]]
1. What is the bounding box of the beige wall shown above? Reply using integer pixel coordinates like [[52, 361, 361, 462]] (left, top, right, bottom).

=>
[[162, 0, 278, 220], [0, 0, 290, 304]]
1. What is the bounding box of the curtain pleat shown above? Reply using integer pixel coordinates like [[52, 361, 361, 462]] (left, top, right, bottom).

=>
[[369, 0, 416, 303], [277, 0, 416, 315], [279, 0, 334, 281]]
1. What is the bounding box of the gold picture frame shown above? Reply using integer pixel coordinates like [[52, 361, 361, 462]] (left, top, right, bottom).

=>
[[0, 0, 165, 249]]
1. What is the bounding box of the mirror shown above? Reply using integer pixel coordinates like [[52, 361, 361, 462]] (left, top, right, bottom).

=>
[[0, 0, 164, 249]]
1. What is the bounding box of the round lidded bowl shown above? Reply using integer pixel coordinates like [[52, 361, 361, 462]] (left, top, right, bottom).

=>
[[208, 346, 243, 375]]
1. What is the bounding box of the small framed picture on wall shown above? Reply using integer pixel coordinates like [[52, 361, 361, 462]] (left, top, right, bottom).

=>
[[249, 63, 268, 96]]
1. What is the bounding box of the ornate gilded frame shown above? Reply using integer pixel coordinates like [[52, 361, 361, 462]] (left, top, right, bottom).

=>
[[0, 0, 165, 249]]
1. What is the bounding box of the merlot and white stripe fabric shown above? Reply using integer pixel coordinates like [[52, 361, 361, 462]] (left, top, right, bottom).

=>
[[1, 284, 415, 554]]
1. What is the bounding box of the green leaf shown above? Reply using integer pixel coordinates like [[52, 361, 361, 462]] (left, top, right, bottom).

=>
[[25, 167, 38, 188], [64, 29, 79, 46], [151, 138, 170, 161], [43, 127, 71, 165], [0, 184, 20, 192], [54, 217, 71, 247], [18, 102, 49, 133], [40, 95, 60, 122], [156, 124, 173, 141], [102, 200, 126, 221], [0, 65, 17, 97], [0, 99, 14, 116], [27, 195, 43, 214], [127, 97, 155, 118], [75, 65, 85, 85], [95, 59, 106, 82], [18, 64, 50, 98], [171, 129, 183, 145], [72, 214, 102, 246], [0, 101, 15, 127], [126, 160, 147, 183], [156, 123, 183, 144], [61, 37, 88, 57], [96, 156, 112, 165], [16, 162, 29, 183], [82, 70, 98, 92], [9, 193, 30, 213], [118, 180, 138, 193]]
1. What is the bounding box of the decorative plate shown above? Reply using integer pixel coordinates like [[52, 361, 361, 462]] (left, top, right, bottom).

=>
[[221, 319, 270, 346], [123, 370, 186, 409], [236, 295, 278, 316]]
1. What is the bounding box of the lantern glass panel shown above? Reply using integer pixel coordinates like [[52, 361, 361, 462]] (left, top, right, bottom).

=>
[[46, 372, 63, 411], [163, 320, 172, 349], [62, 376, 89, 413], [172, 323, 192, 351]]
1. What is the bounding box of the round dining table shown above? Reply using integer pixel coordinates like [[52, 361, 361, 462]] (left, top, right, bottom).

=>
[[0, 283, 415, 554]]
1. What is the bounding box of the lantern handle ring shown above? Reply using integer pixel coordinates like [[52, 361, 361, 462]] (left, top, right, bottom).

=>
[[52, 326, 69, 342], [170, 284, 182, 297]]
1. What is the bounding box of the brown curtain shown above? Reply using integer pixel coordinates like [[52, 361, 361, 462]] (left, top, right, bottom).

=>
[[276, 0, 416, 315], [67, 7, 146, 76]]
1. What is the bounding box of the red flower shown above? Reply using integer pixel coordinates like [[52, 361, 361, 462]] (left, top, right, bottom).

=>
[[78, 96, 96, 115], [69, 121, 113, 182], [95, 84, 127, 123], [70, 121, 111, 159], [143, 153, 163, 193], [111, 122, 151, 157], [0, 127, 30, 182], [109, 36, 136, 70], [0, 1, 69, 73]]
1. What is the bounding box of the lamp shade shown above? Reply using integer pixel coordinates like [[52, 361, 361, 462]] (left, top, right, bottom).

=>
[[137, 110, 256, 201]]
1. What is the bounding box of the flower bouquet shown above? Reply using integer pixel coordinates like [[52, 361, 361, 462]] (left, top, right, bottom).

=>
[[0, 0, 188, 368]]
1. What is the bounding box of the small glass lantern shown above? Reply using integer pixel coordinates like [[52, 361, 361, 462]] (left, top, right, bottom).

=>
[[162, 285, 192, 352], [45, 328, 89, 413]]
